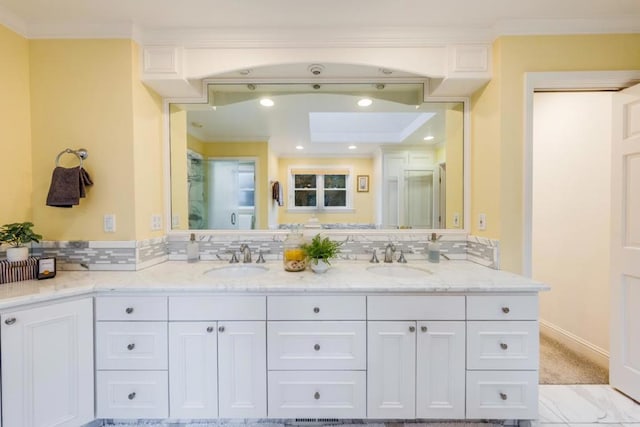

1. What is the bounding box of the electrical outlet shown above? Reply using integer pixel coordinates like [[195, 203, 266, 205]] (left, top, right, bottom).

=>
[[172, 215, 180, 227], [452, 212, 460, 227], [103, 214, 116, 233], [478, 213, 487, 231], [151, 214, 162, 231]]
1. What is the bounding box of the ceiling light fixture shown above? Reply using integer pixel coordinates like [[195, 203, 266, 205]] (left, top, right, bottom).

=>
[[379, 68, 393, 75], [424, 135, 435, 141], [358, 98, 373, 107], [295, 145, 304, 150], [376, 84, 385, 90], [348, 145, 357, 150], [247, 83, 256, 90], [260, 98, 274, 107], [308, 64, 325, 76], [239, 69, 252, 76]]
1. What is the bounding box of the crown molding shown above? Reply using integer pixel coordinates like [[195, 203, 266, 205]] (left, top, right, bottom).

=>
[[20, 22, 141, 41], [493, 17, 640, 37], [0, 3, 27, 36]]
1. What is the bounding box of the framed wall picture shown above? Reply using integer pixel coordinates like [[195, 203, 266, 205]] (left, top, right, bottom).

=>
[[357, 175, 369, 192]]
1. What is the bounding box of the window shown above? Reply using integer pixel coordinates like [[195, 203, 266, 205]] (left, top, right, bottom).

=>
[[289, 168, 352, 211]]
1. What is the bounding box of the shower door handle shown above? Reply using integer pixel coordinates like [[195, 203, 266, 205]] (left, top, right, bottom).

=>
[[231, 213, 236, 225]]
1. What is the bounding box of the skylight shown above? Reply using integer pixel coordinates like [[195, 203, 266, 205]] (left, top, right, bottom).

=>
[[309, 112, 435, 143]]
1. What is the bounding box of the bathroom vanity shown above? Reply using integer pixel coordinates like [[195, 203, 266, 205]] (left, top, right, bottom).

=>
[[0, 260, 547, 426]]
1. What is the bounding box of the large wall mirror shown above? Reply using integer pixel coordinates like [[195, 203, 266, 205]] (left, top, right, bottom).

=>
[[169, 81, 465, 231]]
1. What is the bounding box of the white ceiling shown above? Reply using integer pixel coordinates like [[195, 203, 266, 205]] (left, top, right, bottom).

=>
[[1, 0, 639, 40]]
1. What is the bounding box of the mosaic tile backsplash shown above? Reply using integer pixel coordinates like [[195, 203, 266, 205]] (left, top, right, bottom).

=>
[[0, 233, 499, 271]]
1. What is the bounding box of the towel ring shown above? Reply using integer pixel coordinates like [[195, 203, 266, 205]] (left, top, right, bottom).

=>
[[55, 148, 88, 168]]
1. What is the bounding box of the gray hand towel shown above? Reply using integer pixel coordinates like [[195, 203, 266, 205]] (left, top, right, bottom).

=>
[[46, 166, 93, 208]]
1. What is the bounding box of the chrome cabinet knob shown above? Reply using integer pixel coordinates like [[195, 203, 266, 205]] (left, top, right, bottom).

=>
[[502, 306, 510, 314], [128, 392, 136, 400], [313, 307, 320, 313], [207, 326, 214, 333], [409, 326, 416, 332], [125, 307, 134, 314], [127, 343, 135, 351], [500, 392, 507, 401], [314, 392, 320, 400], [4, 317, 16, 325], [421, 326, 428, 333], [500, 342, 508, 350], [218, 326, 225, 333], [314, 344, 321, 351]]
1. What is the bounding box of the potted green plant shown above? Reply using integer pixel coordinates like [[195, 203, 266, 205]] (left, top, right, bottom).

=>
[[302, 233, 342, 273], [0, 222, 42, 262]]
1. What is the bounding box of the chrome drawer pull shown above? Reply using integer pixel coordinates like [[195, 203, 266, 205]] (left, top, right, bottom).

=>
[[127, 343, 135, 351], [502, 307, 510, 314], [207, 326, 214, 333], [128, 392, 136, 400], [500, 392, 507, 401], [314, 392, 320, 400], [409, 326, 416, 332], [500, 342, 508, 350], [218, 326, 225, 333], [314, 344, 320, 351], [125, 307, 134, 314], [313, 307, 320, 314], [421, 326, 428, 333], [4, 317, 16, 325]]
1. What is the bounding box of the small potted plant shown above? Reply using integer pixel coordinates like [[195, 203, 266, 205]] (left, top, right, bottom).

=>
[[302, 233, 342, 273], [0, 222, 43, 262]]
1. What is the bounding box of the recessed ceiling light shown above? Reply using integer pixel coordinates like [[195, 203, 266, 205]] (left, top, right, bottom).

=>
[[348, 145, 357, 150], [424, 135, 435, 141], [358, 98, 373, 107], [295, 145, 304, 150], [260, 98, 274, 107]]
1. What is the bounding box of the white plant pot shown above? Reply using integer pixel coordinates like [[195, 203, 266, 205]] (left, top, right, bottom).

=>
[[6, 246, 29, 263], [310, 259, 330, 274]]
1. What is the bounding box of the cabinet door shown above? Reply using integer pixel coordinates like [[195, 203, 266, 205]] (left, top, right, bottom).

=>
[[218, 321, 267, 418], [1, 298, 94, 427], [416, 321, 465, 419], [367, 321, 416, 419], [169, 322, 218, 419]]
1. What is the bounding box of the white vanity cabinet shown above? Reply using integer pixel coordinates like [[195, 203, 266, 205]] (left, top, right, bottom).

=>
[[95, 296, 169, 419], [465, 295, 540, 419], [367, 296, 466, 419], [1, 298, 94, 427], [267, 296, 367, 419], [169, 296, 267, 419]]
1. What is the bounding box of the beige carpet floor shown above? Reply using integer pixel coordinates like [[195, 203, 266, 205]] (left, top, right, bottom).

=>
[[539, 333, 609, 384]]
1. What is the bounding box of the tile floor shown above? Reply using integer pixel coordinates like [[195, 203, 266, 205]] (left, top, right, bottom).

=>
[[539, 385, 640, 427]]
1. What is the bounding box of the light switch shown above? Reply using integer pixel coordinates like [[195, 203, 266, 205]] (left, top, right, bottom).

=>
[[478, 213, 487, 231], [172, 215, 180, 227], [453, 212, 460, 227], [103, 214, 116, 233], [151, 214, 162, 231]]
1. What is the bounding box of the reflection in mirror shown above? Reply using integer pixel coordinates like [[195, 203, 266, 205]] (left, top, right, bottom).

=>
[[170, 83, 464, 230]]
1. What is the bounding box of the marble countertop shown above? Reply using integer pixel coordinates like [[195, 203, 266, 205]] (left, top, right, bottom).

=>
[[0, 260, 548, 310]]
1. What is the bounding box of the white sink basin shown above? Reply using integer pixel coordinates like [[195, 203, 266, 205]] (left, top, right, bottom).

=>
[[204, 264, 269, 279], [366, 264, 432, 278]]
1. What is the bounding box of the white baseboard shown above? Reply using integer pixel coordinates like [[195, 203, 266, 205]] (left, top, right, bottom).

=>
[[539, 319, 610, 370]]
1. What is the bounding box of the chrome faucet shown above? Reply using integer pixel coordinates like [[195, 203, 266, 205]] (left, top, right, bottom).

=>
[[239, 244, 252, 263], [383, 243, 396, 263]]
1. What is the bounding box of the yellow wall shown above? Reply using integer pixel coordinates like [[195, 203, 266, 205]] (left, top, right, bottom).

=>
[[471, 34, 640, 273], [277, 157, 375, 225], [0, 25, 32, 226], [29, 38, 163, 241], [169, 107, 189, 230], [445, 103, 464, 228], [198, 141, 269, 229]]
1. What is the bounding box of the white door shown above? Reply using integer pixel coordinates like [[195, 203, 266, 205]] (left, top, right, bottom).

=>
[[169, 322, 218, 418], [209, 160, 239, 229], [611, 82, 640, 402], [1, 298, 94, 427], [367, 321, 416, 419], [218, 321, 267, 418], [416, 321, 465, 419]]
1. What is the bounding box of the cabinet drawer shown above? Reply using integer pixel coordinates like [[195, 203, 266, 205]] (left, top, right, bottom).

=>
[[268, 296, 365, 320], [467, 321, 539, 370], [466, 370, 538, 420], [169, 296, 265, 320], [268, 371, 366, 419], [96, 370, 168, 419], [96, 322, 168, 370], [467, 295, 538, 320], [96, 296, 167, 321], [268, 321, 366, 370], [368, 296, 465, 320]]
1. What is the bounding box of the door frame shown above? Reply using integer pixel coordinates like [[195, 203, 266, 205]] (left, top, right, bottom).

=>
[[521, 70, 640, 277]]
